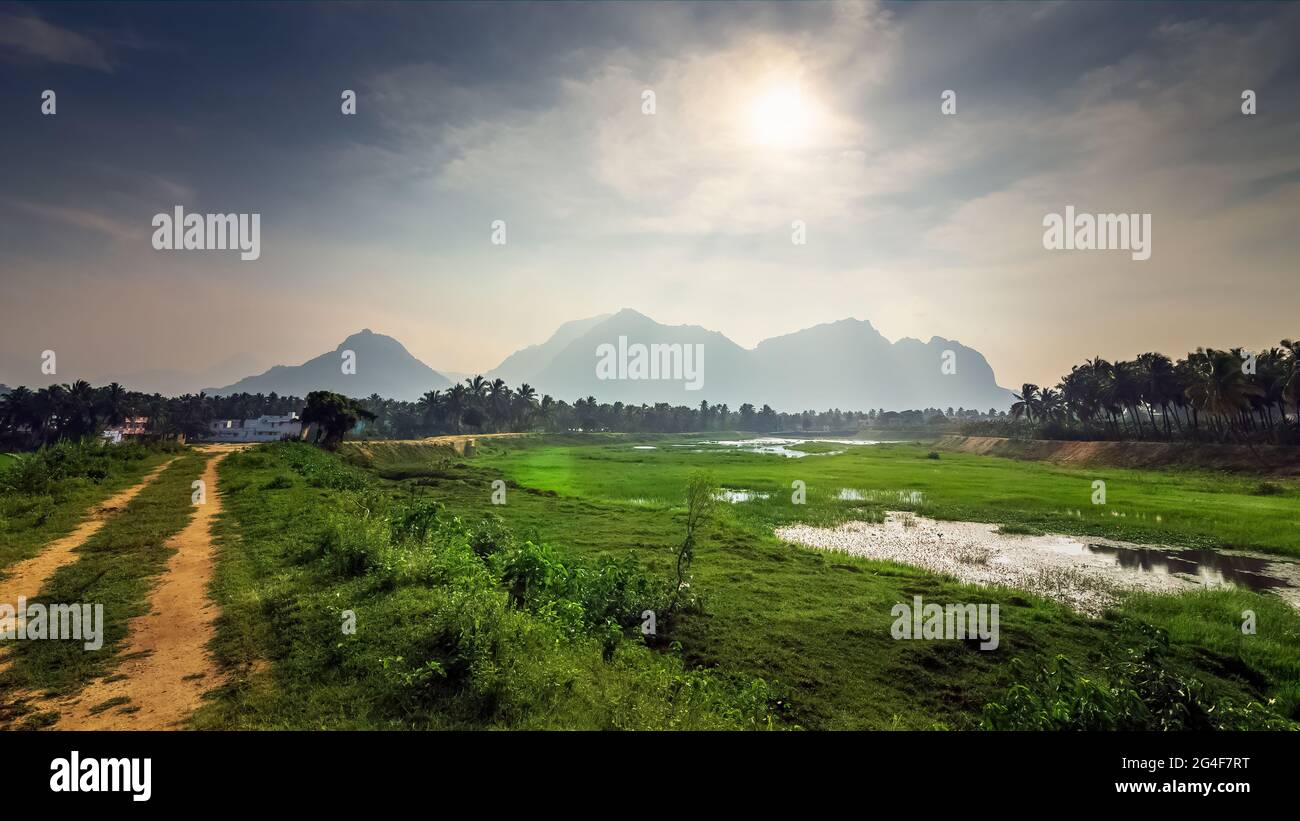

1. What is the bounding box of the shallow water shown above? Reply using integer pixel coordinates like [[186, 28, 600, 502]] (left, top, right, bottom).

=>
[[692, 437, 887, 458], [777, 512, 1300, 614], [1079, 543, 1289, 592], [838, 488, 925, 505], [714, 489, 771, 503]]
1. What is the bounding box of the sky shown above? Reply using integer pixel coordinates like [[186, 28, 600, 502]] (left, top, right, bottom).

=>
[[1, 0, 1298, 393]]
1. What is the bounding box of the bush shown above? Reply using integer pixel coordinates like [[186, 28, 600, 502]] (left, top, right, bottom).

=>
[[0, 439, 151, 496], [467, 514, 513, 559], [981, 636, 1293, 731], [389, 498, 444, 544]]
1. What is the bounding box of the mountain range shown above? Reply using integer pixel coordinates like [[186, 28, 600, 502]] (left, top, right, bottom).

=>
[[210, 310, 1012, 410]]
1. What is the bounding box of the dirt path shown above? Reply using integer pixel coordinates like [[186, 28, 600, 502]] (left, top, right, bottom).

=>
[[43, 447, 237, 729], [0, 458, 177, 645]]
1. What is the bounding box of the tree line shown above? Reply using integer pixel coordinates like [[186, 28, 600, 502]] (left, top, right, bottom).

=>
[[997, 343, 1300, 443], [1, 374, 992, 449]]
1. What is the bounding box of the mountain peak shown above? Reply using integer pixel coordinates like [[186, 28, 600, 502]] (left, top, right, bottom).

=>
[[211, 329, 449, 400]]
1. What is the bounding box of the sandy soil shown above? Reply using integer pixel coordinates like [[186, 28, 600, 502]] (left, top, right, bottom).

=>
[[41, 448, 237, 729], [776, 512, 1300, 615], [345, 432, 528, 457]]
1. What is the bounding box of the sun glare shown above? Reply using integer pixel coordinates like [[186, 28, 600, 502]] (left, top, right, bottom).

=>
[[748, 84, 808, 149]]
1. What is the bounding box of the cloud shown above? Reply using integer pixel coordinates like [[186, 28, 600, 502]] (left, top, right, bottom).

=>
[[8, 200, 143, 243], [0, 9, 115, 72]]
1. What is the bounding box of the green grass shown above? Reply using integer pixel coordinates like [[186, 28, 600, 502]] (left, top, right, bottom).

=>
[[0, 451, 210, 703], [0, 443, 174, 576], [458, 436, 1300, 557], [192, 444, 775, 730], [16, 436, 1282, 730], [194, 435, 1298, 730]]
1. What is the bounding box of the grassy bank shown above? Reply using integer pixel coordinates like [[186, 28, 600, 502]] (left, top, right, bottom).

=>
[[193, 443, 775, 729]]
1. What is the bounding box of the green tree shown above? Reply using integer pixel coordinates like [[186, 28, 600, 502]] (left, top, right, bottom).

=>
[[301, 391, 377, 449]]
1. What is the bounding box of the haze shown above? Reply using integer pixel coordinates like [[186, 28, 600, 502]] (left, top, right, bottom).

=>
[[1, 1, 1298, 392]]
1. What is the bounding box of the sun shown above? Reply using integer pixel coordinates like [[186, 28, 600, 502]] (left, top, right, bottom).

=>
[[748, 84, 808, 149]]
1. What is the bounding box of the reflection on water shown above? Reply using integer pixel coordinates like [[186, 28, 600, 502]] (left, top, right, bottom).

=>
[[694, 437, 887, 458], [1082, 543, 1289, 591], [714, 489, 771, 503]]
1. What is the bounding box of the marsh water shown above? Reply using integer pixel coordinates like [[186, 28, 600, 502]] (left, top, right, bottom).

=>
[[1077, 542, 1290, 592]]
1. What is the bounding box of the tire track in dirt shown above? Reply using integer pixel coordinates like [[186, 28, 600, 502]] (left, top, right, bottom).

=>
[[0, 458, 177, 667], [42, 447, 238, 729]]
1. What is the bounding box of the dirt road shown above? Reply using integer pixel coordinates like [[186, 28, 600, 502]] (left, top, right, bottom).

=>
[[44, 447, 238, 729], [0, 458, 177, 663]]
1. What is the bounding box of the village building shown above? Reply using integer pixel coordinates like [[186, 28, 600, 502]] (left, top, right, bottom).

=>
[[101, 417, 151, 444], [206, 413, 303, 443]]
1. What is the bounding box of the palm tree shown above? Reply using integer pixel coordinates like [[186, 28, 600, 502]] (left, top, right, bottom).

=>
[[465, 375, 487, 399], [417, 390, 443, 430], [98, 382, 128, 427], [1185, 348, 1263, 441], [1136, 352, 1180, 439], [1038, 388, 1064, 423], [1280, 339, 1300, 425], [445, 384, 468, 433], [1010, 384, 1040, 422], [512, 383, 537, 429], [488, 378, 510, 430]]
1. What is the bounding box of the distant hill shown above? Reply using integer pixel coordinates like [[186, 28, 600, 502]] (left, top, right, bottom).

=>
[[207, 329, 451, 401], [491, 309, 1014, 412], [487, 313, 612, 386], [207, 313, 1013, 411]]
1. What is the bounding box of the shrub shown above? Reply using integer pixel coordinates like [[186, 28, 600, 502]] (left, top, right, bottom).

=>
[[0, 439, 151, 496], [501, 540, 571, 606], [389, 498, 444, 545], [467, 514, 514, 559], [981, 641, 1293, 731]]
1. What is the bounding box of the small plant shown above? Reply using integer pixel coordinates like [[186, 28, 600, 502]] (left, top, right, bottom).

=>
[[669, 471, 715, 615], [926, 451, 941, 460], [389, 498, 444, 544]]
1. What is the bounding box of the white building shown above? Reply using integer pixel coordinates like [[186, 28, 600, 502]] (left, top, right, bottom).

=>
[[207, 413, 303, 443]]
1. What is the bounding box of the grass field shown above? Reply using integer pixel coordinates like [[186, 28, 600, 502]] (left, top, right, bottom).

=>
[[180, 434, 1300, 730], [0, 443, 176, 576]]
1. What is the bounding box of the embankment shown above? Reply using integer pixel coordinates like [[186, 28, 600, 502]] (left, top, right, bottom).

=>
[[935, 435, 1300, 475]]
